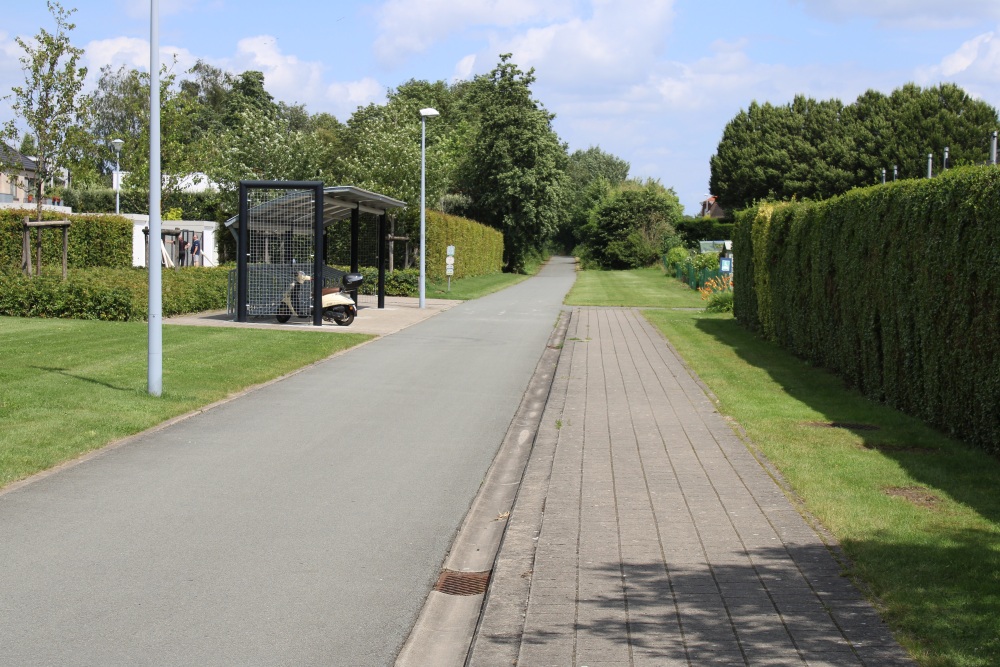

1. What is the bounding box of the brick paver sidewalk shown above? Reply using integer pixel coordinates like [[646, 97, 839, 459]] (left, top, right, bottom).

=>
[[469, 308, 913, 666]]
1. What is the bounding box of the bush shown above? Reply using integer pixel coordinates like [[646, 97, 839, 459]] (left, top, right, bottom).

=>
[[664, 246, 689, 267], [0, 265, 230, 321], [583, 181, 683, 269], [0, 209, 133, 271], [733, 166, 1000, 453], [706, 291, 734, 313]]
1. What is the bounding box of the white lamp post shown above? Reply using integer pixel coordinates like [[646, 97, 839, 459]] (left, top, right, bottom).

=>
[[419, 107, 439, 309], [111, 138, 124, 215]]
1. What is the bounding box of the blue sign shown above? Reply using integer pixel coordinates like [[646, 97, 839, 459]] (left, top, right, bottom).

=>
[[720, 257, 733, 274]]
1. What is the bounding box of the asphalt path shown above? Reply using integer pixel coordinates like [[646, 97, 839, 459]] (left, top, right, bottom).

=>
[[0, 256, 577, 666]]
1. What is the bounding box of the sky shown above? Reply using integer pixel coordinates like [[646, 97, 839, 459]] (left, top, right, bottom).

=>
[[3, 0, 1000, 214]]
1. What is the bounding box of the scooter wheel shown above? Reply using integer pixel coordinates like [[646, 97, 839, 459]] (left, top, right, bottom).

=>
[[276, 304, 292, 323], [324, 307, 354, 327]]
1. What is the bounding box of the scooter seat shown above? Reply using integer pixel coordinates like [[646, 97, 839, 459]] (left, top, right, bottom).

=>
[[322, 287, 342, 295]]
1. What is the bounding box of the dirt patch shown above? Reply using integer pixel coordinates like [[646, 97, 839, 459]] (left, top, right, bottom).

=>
[[884, 486, 941, 508]]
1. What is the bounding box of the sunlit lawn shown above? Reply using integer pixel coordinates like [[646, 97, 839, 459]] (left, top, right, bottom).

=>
[[0, 317, 371, 489], [565, 266, 705, 308]]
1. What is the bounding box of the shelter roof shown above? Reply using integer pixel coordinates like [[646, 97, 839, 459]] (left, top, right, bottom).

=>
[[225, 185, 406, 231]]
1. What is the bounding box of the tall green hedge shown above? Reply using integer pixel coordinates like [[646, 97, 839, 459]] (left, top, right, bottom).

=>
[[0, 209, 133, 270], [733, 167, 1000, 452], [424, 210, 504, 282]]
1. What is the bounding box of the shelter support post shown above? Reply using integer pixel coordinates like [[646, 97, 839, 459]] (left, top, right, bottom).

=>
[[377, 213, 387, 309], [350, 207, 360, 307], [237, 183, 249, 323]]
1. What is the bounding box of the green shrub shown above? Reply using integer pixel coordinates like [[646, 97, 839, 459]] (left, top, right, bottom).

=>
[[733, 166, 1000, 453], [705, 290, 734, 313], [62, 187, 225, 222], [0, 210, 132, 270], [664, 246, 689, 268], [0, 265, 229, 321]]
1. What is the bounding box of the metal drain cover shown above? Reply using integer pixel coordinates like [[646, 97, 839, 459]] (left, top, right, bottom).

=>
[[433, 569, 491, 596]]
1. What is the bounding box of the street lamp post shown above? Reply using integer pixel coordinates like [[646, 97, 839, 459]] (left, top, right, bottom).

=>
[[111, 138, 124, 215], [419, 107, 440, 309]]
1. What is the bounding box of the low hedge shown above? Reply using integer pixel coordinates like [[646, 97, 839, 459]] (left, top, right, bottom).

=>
[[733, 166, 1000, 453], [0, 266, 230, 321], [0, 209, 133, 270]]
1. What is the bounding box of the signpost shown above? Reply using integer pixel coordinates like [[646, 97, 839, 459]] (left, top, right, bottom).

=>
[[446, 245, 455, 291]]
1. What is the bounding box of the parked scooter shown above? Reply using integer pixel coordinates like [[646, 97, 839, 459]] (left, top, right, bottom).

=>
[[275, 271, 363, 326]]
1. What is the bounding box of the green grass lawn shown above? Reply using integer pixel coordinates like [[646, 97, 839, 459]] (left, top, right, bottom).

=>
[[644, 309, 1000, 666], [425, 271, 530, 300], [0, 317, 371, 489], [565, 266, 705, 308]]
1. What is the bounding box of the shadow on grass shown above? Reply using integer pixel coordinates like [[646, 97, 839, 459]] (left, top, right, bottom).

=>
[[685, 316, 1000, 663], [692, 317, 1000, 524], [29, 366, 137, 392]]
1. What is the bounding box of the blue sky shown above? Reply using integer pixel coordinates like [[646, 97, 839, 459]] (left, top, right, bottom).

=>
[[3, 0, 1000, 214]]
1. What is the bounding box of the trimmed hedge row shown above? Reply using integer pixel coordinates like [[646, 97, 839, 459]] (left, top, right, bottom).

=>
[[1, 209, 133, 271], [425, 210, 504, 282], [0, 266, 230, 321], [733, 167, 1000, 452]]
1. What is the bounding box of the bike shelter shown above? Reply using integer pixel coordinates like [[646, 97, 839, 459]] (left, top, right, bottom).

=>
[[226, 181, 405, 326]]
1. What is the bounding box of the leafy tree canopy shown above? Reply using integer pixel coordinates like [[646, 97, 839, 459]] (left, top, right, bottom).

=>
[[710, 82, 1000, 211]]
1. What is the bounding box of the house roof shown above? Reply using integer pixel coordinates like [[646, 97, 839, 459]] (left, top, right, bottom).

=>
[[0, 144, 37, 173]]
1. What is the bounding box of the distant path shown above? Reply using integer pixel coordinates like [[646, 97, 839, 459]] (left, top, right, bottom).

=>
[[0, 257, 578, 666]]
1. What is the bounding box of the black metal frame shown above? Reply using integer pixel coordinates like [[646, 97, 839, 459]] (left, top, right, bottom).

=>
[[237, 180, 325, 326]]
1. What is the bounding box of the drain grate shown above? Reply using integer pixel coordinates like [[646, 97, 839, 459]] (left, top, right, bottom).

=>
[[433, 569, 491, 596]]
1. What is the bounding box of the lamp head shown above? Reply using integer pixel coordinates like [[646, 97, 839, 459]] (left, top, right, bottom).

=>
[[419, 108, 440, 118], [111, 138, 124, 155]]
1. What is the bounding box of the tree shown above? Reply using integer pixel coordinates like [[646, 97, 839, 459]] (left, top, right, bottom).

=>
[[710, 83, 1000, 211], [459, 55, 568, 272], [582, 179, 683, 270], [206, 105, 321, 215], [558, 146, 630, 251], [6, 1, 87, 220]]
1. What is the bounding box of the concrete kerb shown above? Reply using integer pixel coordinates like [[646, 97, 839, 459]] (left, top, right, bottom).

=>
[[394, 308, 572, 667]]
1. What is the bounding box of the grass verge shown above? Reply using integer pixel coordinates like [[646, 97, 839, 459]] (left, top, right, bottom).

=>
[[642, 308, 1000, 667], [425, 255, 549, 300], [0, 317, 371, 490], [565, 266, 705, 308]]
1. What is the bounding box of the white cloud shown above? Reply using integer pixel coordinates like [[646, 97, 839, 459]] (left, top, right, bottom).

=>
[[227, 36, 325, 104], [84, 37, 199, 78], [791, 0, 1000, 29], [373, 0, 576, 63], [497, 0, 675, 86], [452, 54, 477, 82], [325, 77, 386, 119], [916, 29, 1000, 109]]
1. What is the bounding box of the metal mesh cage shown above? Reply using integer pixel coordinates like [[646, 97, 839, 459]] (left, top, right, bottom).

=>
[[245, 187, 317, 316]]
